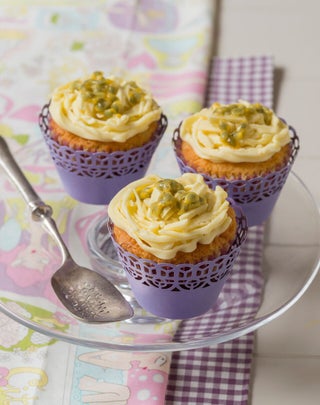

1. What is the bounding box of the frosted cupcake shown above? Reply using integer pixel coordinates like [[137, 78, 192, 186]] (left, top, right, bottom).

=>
[[39, 71, 167, 204], [108, 173, 247, 319], [173, 100, 299, 226]]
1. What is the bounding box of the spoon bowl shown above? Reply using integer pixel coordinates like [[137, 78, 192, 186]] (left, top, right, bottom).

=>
[[51, 260, 133, 322], [0, 136, 133, 323]]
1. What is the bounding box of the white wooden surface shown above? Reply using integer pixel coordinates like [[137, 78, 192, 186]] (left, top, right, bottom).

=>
[[217, 1, 320, 403]]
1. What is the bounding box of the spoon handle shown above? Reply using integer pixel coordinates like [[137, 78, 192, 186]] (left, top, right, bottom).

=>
[[0, 136, 71, 261], [0, 136, 45, 211]]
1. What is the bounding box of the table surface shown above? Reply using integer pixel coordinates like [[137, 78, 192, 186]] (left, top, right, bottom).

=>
[[217, 1, 320, 404]]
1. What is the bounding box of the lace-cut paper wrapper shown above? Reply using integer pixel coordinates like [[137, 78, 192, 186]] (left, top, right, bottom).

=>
[[108, 205, 247, 320], [39, 104, 168, 204], [173, 125, 299, 226]]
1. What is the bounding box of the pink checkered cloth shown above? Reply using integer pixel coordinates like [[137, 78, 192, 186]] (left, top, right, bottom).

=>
[[166, 55, 274, 404]]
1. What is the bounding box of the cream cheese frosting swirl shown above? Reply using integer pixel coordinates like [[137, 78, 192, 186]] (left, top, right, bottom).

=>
[[49, 72, 162, 143], [108, 173, 232, 260], [180, 100, 291, 163]]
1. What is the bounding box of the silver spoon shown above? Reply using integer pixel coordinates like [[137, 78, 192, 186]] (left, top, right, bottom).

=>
[[0, 136, 133, 323]]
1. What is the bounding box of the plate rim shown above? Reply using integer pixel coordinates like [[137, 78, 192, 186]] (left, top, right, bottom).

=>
[[0, 170, 319, 352]]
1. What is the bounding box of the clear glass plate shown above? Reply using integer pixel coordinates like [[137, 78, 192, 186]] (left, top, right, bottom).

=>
[[0, 158, 319, 351]]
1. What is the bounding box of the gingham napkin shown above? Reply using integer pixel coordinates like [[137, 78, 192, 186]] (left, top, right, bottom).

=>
[[166, 55, 274, 404]]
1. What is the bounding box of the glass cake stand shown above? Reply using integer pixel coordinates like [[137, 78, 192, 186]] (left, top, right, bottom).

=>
[[0, 167, 319, 352]]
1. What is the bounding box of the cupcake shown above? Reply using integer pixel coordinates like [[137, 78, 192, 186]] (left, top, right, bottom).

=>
[[173, 100, 299, 226], [108, 173, 247, 319], [39, 71, 167, 204]]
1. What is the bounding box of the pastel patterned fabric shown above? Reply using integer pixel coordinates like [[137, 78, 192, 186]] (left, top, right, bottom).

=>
[[0, 2, 273, 404], [0, 1, 215, 404]]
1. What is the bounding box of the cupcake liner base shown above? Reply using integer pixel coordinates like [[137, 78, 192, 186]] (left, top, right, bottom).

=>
[[126, 274, 229, 319], [39, 104, 168, 204], [54, 165, 149, 205], [234, 189, 281, 227]]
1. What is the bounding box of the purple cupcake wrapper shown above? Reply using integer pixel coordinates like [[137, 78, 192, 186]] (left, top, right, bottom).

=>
[[108, 202, 247, 319], [39, 104, 168, 204], [173, 124, 299, 226]]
